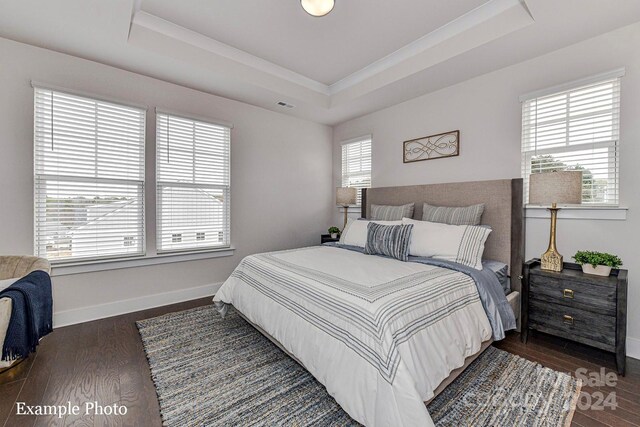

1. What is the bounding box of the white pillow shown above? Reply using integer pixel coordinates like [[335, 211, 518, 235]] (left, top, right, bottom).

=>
[[339, 218, 402, 248], [0, 278, 19, 292], [402, 218, 491, 270]]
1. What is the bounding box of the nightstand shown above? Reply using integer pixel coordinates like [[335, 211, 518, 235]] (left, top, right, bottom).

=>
[[521, 259, 628, 375], [320, 234, 340, 244]]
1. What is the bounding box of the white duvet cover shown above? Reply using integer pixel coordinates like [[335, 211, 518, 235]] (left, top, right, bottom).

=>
[[213, 246, 492, 427]]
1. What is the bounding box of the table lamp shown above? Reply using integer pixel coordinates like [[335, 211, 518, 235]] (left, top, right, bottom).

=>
[[336, 187, 357, 230], [529, 171, 582, 272]]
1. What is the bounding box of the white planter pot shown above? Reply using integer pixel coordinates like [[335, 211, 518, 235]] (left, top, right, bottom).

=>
[[581, 264, 612, 277], [330, 233, 338, 239]]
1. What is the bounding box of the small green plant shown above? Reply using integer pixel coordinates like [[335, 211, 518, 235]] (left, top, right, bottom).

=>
[[573, 251, 623, 269], [328, 226, 340, 235]]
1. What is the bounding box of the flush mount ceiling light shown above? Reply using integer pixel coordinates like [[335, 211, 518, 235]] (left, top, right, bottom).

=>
[[301, 0, 335, 17]]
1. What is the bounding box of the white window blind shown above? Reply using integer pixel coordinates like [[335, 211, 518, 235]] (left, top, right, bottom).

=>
[[341, 136, 372, 206], [34, 87, 146, 262], [156, 112, 231, 252], [521, 75, 621, 205]]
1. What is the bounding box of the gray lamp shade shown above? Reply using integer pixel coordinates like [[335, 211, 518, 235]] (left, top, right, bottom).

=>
[[336, 187, 357, 206], [529, 171, 583, 205]]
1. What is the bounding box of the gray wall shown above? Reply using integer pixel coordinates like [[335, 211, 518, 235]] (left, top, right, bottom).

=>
[[0, 37, 334, 323], [333, 22, 640, 358]]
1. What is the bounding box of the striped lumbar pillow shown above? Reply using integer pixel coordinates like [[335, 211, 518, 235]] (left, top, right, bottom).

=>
[[402, 218, 491, 270], [364, 223, 414, 262], [422, 203, 485, 226], [371, 203, 415, 221], [339, 218, 402, 248]]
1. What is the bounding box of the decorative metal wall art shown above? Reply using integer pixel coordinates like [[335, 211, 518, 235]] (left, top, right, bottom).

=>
[[403, 130, 460, 163]]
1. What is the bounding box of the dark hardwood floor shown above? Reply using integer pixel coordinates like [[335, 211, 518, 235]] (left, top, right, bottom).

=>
[[494, 332, 640, 427], [1, 298, 638, 426], [0, 297, 212, 427]]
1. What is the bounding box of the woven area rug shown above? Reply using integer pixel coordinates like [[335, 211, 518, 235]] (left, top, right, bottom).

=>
[[137, 306, 581, 427]]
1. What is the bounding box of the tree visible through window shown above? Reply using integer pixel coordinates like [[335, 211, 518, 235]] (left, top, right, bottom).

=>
[[530, 155, 605, 203], [521, 74, 621, 205]]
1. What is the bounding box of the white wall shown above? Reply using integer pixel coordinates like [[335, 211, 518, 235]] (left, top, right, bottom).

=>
[[0, 37, 333, 324], [333, 23, 640, 357]]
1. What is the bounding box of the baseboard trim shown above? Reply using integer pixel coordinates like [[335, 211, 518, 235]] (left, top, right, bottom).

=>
[[53, 282, 222, 328], [627, 336, 640, 361], [50, 282, 640, 362]]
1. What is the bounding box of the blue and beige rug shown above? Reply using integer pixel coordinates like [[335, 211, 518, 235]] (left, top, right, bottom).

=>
[[137, 306, 581, 426]]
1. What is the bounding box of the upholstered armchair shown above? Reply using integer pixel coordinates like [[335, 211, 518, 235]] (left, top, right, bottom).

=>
[[0, 256, 51, 370], [0, 256, 51, 279]]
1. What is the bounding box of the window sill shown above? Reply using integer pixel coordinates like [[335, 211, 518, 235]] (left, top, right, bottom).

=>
[[51, 247, 235, 277], [525, 206, 628, 221]]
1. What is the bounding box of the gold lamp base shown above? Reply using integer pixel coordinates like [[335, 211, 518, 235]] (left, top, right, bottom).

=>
[[342, 205, 349, 230], [540, 203, 563, 272], [541, 249, 563, 272]]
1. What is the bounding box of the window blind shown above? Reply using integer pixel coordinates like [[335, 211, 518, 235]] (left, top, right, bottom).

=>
[[341, 136, 372, 206], [156, 112, 231, 252], [34, 87, 146, 262], [521, 76, 620, 205]]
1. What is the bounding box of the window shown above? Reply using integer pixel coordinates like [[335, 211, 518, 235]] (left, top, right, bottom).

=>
[[156, 112, 231, 252], [521, 73, 621, 205], [341, 136, 372, 206], [34, 87, 146, 262]]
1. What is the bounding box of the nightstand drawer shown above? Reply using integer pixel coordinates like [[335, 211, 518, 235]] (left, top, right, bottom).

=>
[[529, 274, 616, 315], [523, 260, 628, 375], [529, 300, 615, 351]]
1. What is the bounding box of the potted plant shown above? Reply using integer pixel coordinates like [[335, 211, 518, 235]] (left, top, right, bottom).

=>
[[573, 251, 623, 277], [328, 226, 340, 239]]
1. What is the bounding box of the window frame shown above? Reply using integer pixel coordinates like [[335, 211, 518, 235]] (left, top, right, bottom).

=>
[[30, 84, 237, 274], [155, 109, 232, 254], [33, 85, 147, 264], [341, 135, 372, 207], [520, 69, 624, 207]]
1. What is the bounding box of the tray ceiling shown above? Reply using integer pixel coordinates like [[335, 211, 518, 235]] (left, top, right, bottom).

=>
[[1, 0, 640, 125], [140, 0, 489, 85]]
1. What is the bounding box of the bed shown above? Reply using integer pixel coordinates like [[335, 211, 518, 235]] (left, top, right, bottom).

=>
[[213, 178, 524, 427]]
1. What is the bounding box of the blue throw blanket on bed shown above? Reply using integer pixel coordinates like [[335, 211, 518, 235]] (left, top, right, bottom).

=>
[[0, 270, 53, 360]]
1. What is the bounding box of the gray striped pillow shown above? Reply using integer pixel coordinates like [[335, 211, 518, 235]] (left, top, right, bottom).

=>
[[422, 203, 484, 225], [364, 223, 414, 262], [452, 225, 492, 270], [371, 203, 415, 221]]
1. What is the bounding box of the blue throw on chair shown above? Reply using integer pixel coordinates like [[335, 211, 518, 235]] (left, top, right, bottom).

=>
[[0, 270, 53, 361]]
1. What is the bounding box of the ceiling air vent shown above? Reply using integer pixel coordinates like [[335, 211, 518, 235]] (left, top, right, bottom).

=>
[[276, 101, 295, 109]]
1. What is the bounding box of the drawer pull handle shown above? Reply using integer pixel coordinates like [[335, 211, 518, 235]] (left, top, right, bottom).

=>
[[563, 315, 574, 325], [563, 289, 575, 299]]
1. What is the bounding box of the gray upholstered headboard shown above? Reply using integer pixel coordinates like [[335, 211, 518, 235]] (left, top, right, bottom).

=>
[[361, 178, 524, 292]]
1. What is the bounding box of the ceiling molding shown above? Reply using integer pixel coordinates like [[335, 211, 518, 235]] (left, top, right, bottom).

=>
[[4, 0, 638, 125], [329, 0, 535, 106], [128, 0, 143, 38], [328, 0, 533, 94], [128, 16, 331, 109], [130, 11, 330, 96], [130, 0, 534, 109]]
